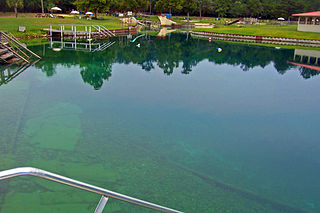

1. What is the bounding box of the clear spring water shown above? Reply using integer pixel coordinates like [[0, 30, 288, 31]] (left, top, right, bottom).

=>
[[0, 33, 320, 212]]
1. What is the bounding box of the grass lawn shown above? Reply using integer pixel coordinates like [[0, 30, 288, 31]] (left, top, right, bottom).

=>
[[0, 14, 123, 37], [193, 24, 320, 40], [1, 13, 319, 43]]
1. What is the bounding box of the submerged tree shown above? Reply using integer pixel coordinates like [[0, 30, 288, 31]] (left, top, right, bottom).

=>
[[6, 0, 23, 17]]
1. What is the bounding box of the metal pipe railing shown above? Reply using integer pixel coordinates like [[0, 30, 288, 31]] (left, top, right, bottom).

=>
[[0, 167, 183, 213]]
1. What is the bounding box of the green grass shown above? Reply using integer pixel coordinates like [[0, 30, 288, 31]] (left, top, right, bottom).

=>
[[0, 16, 123, 37], [193, 24, 320, 40]]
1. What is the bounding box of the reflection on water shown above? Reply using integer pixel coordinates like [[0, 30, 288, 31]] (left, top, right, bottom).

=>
[[289, 49, 320, 78], [0, 61, 39, 86], [49, 38, 116, 52], [28, 33, 320, 90], [0, 34, 320, 213]]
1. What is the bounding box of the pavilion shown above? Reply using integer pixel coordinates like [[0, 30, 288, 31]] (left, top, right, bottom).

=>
[[292, 11, 320, 33]]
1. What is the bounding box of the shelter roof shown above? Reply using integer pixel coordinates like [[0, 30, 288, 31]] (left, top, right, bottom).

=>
[[292, 11, 320, 17]]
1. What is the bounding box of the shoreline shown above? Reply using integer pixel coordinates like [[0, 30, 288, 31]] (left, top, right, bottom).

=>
[[191, 30, 320, 48]]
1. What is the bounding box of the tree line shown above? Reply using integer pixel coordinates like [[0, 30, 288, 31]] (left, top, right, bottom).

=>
[[1, 0, 320, 19]]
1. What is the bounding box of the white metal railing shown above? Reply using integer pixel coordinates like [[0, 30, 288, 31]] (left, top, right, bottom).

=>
[[49, 24, 115, 38], [0, 167, 183, 213]]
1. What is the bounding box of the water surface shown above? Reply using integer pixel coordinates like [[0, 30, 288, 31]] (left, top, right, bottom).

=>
[[0, 34, 320, 212]]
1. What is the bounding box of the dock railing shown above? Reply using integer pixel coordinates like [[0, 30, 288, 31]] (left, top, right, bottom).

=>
[[0, 167, 183, 213], [48, 24, 116, 39]]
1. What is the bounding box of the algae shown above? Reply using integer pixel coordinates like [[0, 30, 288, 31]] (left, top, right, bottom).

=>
[[0, 80, 30, 154], [22, 102, 82, 151]]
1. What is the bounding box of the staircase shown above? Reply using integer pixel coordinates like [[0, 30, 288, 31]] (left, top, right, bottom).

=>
[[0, 43, 21, 64], [0, 31, 41, 65], [92, 25, 116, 38]]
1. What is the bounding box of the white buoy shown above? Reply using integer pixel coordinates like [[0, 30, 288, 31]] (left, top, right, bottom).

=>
[[136, 43, 140, 48], [217, 47, 222, 52]]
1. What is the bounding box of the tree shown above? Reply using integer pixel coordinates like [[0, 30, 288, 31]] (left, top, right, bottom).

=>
[[213, 0, 231, 17], [74, 0, 110, 18], [6, 0, 23, 18], [196, 0, 213, 18], [247, 0, 262, 17], [182, 0, 197, 23], [155, 0, 183, 14], [230, 0, 248, 17], [123, 0, 149, 13]]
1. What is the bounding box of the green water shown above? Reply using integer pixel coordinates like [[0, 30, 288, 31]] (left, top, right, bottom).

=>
[[1, 34, 320, 212]]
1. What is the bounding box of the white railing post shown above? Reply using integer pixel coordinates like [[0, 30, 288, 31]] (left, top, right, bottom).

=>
[[94, 196, 109, 213]]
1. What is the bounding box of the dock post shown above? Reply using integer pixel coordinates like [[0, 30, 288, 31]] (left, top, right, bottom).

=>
[[89, 26, 91, 39], [49, 25, 52, 36], [60, 25, 63, 38]]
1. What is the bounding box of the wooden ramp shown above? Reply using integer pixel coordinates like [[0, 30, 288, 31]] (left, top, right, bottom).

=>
[[0, 31, 41, 65]]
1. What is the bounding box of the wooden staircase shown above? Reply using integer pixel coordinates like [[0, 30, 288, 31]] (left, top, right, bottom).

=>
[[0, 31, 41, 65]]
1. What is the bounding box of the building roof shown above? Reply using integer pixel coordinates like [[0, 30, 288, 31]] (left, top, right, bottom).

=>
[[292, 11, 320, 17], [287, 61, 320, 71]]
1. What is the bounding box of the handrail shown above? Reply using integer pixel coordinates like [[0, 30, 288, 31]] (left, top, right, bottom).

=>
[[49, 24, 115, 37], [92, 25, 109, 37], [1, 42, 29, 63], [4, 32, 41, 59], [100, 25, 116, 37], [0, 167, 183, 213]]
